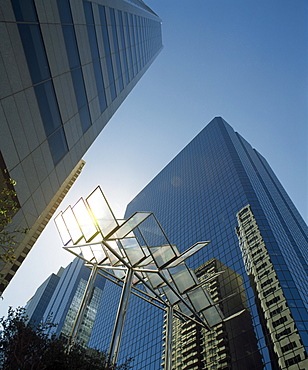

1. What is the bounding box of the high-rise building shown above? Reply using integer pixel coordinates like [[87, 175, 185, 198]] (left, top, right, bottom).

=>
[[26, 257, 106, 348], [25, 266, 64, 328], [0, 0, 162, 291], [90, 117, 308, 369]]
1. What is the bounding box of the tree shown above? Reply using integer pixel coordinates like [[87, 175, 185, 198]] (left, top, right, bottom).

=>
[[0, 307, 132, 370], [0, 177, 28, 265]]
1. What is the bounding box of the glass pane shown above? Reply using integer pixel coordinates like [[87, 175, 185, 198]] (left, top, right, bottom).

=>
[[62, 25, 80, 69], [86, 187, 118, 238], [120, 237, 145, 266], [62, 206, 83, 244], [108, 212, 151, 239], [168, 264, 197, 294], [18, 24, 50, 84], [90, 244, 107, 264], [72, 198, 98, 242], [83, 0, 94, 24], [162, 283, 180, 305], [79, 245, 94, 262], [79, 106, 91, 133], [145, 265, 164, 289], [54, 212, 71, 245], [166, 241, 210, 268], [12, 0, 38, 22], [150, 244, 177, 269], [139, 256, 153, 267], [103, 240, 123, 266], [113, 269, 126, 280], [202, 306, 223, 327], [71, 68, 87, 110], [87, 25, 99, 61], [93, 60, 104, 93], [47, 127, 68, 165], [34, 80, 62, 137], [187, 287, 211, 312], [98, 91, 107, 113], [177, 298, 194, 317], [137, 215, 172, 250]]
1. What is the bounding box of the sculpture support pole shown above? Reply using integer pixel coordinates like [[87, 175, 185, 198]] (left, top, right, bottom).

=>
[[108, 268, 134, 365], [164, 305, 173, 370], [67, 264, 98, 352]]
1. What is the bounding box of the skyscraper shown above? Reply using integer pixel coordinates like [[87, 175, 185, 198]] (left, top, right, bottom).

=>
[[90, 117, 308, 369], [0, 0, 162, 291], [26, 257, 106, 348]]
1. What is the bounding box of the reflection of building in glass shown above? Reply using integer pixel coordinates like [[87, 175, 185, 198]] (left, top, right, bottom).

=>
[[0, 0, 162, 292], [162, 258, 262, 370], [90, 117, 307, 369], [26, 258, 105, 347], [236, 205, 308, 369]]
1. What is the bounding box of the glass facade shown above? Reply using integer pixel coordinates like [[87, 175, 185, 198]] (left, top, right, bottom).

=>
[[89, 117, 308, 369], [10, 0, 162, 165], [25, 271, 63, 328], [1, 0, 161, 289], [26, 258, 105, 348]]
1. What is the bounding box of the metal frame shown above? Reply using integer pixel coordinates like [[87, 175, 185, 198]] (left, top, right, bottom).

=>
[[54, 186, 228, 369]]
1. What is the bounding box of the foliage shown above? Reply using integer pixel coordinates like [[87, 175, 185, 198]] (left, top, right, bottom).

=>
[[0, 177, 28, 264], [0, 307, 133, 370]]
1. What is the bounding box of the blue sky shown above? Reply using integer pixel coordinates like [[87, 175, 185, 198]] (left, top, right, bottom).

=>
[[0, 0, 307, 317]]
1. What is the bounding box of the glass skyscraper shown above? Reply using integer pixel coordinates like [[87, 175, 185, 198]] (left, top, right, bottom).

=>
[[0, 0, 162, 292], [26, 257, 106, 348], [90, 117, 307, 369]]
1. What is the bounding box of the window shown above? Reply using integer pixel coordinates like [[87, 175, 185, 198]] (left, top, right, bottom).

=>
[[62, 25, 81, 69], [48, 127, 68, 165], [57, 0, 73, 24], [281, 341, 297, 353], [34, 80, 62, 137], [261, 278, 273, 289], [71, 68, 87, 110], [285, 355, 301, 367], [275, 327, 291, 340], [256, 262, 267, 272], [79, 106, 91, 133], [11, 0, 38, 22], [272, 316, 287, 328], [17, 24, 50, 84], [266, 296, 280, 307], [270, 306, 283, 317]]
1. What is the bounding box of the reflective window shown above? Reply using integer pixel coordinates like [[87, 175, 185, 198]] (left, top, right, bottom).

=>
[[34, 80, 62, 137], [17, 24, 50, 84], [83, 1, 94, 24], [117, 11, 129, 85], [47, 127, 68, 165], [57, 0, 73, 24], [71, 68, 91, 132], [93, 60, 104, 93], [62, 25, 81, 69], [71, 68, 87, 110], [99, 6, 117, 100], [79, 106, 91, 133], [93, 60, 107, 112], [87, 25, 100, 61], [109, 8, 123, 91], [11, 0, 37, 22]]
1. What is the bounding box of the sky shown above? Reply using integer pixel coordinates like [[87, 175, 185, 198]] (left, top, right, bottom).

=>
[[0, 0, 307, 317]]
